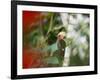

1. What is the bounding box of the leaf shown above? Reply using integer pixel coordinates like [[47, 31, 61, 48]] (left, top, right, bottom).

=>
[[44, 42, 58, 53], [65, 38, 73, 46], [45, 56, 59, 64]]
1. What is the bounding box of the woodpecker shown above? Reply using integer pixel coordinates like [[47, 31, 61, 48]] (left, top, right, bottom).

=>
[[57, 32, 66, 66]]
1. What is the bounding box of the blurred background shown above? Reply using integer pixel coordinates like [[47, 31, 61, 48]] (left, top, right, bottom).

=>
[[22, 11, 90, 68]]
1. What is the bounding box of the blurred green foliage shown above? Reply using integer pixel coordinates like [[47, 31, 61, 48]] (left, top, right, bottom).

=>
[[23, 12, 90, 67]]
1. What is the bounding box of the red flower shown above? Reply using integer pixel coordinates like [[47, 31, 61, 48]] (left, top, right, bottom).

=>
[[23, 11, 42, 33], [23, 47, 43, 68]]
